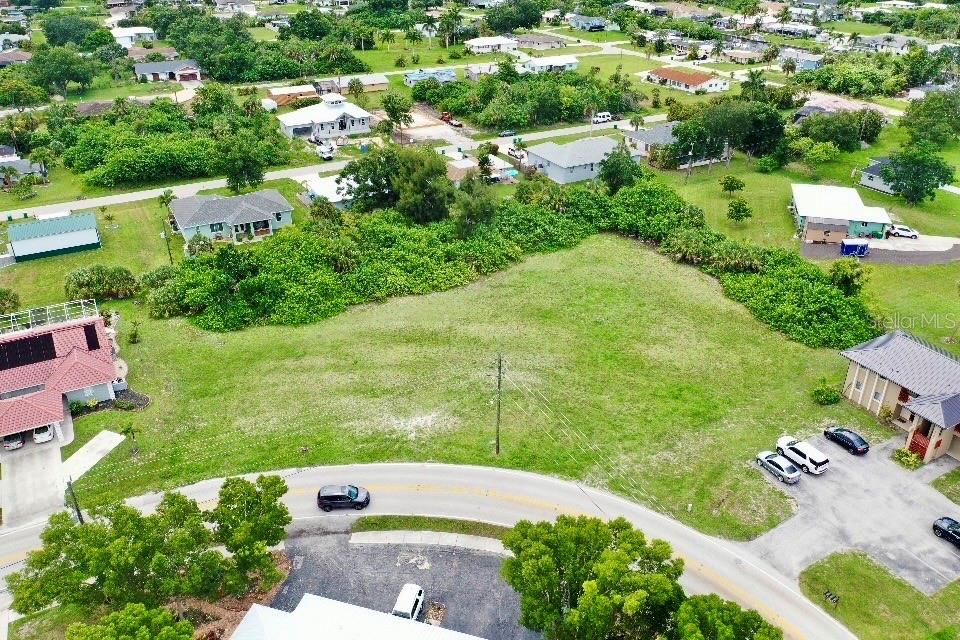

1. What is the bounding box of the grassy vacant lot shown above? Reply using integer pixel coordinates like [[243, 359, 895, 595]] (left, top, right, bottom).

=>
[[0, 200, 180, 306], [822, 20, 891, 36], [353, 516, 512, 540], [800, 553, 960, 640], [549, 27, 627, 43], [934, 467, 960, 504], [355, 42, 496, 73], [581, 53, 662, 78], [59, 235, 883, 540], [524, 44, 601, 56], [63, 77, 183, 104], [248, 26, 278, 41], [0, 167, 115, 213]]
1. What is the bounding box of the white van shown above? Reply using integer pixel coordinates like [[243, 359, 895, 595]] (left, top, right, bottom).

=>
[[392, 583, 424, 621], [592, 111, 613, 124], [776, 436, 830, 474]]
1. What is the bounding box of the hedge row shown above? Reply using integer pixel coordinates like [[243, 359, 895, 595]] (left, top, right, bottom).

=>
[[138, 178, 880, 349]]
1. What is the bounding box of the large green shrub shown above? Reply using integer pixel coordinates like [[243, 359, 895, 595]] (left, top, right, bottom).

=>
[[64, 265, 138, 301]]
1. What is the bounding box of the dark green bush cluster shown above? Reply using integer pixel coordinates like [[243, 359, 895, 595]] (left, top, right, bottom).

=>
[[64, 265, 138, 302], [141, 173, 879, 349], [811, 378, 843, 405]]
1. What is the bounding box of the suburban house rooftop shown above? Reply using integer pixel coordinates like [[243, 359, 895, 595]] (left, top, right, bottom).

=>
[[171, 190, 292, 230], [791, 184, 892, 224], [232, 594, 487, 640], [276, 93, 372, 129], [842, 330, 960, 398], [842, 330, 960, 430], [626, 121, 678, 146], [526, 136, 620, 168]]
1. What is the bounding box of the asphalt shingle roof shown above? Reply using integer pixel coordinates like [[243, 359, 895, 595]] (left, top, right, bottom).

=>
[[170, 189, 293, 230], [7, 212, 97, 242], [626, 121, 678, 146], [861, 158, 890, 177], [842, 330, 960, 398], [905, 393, 960, 430], [526, 136, 620, 168], [133, 59, 199, 76]]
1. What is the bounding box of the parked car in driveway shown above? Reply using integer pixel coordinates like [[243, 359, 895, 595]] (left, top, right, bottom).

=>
[[507, 146, 525, 160], [776, 436, 829, 474], [934, 517, 960, 548], [823, 426, 870, 455], [392, 583, 425, 621], [3, 433, 24, 451], [33, 424, 54, 444], [756, 451, 801, 484], [499, 129, 515, 137], [317, 484, 370, 511], [888, 224, 919, 239]]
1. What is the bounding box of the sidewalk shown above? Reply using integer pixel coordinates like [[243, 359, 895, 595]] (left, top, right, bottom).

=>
[[349, 530, 511, 556]]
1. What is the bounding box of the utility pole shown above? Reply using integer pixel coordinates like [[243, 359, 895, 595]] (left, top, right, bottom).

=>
[[495, 353, 502, 456], [67, 478, 84, 524]]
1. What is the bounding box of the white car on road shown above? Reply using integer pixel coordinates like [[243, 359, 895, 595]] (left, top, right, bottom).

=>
[[777, 436, 830, 474], [888, 224, 919, 239]]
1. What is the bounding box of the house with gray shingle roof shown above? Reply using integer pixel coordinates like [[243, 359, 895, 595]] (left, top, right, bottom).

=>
[[170, 189, 294, 244], [625, 122, 722, 169], [525, 137, 636, 184], [841, 330, 960, 463], [133, 59, 201, 82]]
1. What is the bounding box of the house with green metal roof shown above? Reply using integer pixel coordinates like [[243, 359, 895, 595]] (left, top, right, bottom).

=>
[[7, 212, 101, 262]]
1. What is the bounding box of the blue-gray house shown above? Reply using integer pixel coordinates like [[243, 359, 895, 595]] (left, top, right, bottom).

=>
[[170, 189, 294, 243], [568, 14, 609, 30]]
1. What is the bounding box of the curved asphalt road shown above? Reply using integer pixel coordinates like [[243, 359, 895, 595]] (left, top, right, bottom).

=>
[[0, 463, 855, 640]]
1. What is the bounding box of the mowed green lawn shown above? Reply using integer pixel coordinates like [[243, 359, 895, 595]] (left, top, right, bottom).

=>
[[822, 20, 891, 36], [0, 200, 180, 305], [355, 42, 496, 73], [800, 553, 960, 640], [58, 235, 883, 540]]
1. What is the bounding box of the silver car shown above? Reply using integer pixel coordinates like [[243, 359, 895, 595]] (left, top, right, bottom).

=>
[[756, 450, 801, 484]]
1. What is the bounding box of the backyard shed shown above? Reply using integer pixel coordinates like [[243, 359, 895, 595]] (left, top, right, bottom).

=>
[[7, 212, 101, 262]]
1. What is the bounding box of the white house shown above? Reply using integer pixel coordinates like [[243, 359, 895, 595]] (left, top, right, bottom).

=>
[[646, 67, 729, 93], [214, 0, 257, 17], [110, 26, 155, 49], [525, 137, 635, 184], [232, 593, 487, 640], [464, 35, 517, 54], [277, 93, 372, 139], [298, 174, 356, 208], [133, 59, 202, 82], [522, 55, 578, 73]]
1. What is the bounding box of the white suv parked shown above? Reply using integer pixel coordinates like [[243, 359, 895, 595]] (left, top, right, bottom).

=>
[[776, 436, 830, 474]]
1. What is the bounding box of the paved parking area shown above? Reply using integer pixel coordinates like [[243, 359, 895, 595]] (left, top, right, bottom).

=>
[[0, 441, 65, 525], [273, 533, 538, 639], [746, 435, 960, 595]]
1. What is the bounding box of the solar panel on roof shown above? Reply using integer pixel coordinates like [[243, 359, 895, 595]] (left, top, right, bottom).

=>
[[0, 333, 56, 371], [83, 324, 100, 351]]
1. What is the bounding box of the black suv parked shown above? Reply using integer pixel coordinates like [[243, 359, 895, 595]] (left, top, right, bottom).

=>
[[317, 484, 370, 512]]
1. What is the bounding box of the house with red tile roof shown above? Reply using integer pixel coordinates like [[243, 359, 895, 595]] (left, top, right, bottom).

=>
[[645, 67, 730, 93], [0, 300, 127, 445]]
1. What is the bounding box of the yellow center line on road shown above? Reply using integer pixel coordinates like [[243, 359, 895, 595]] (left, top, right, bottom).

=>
[[289, 483, 590, 517]]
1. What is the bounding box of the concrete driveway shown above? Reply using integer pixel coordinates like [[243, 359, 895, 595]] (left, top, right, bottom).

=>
[[274, 532, 538, 640], [746, 435, 960, 595], [0, 441, 65, 525], [870, 234, 960, 252]]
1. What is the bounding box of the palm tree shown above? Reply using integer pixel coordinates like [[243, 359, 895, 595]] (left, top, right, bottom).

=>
[[120, 424, 139, 456], [0, 166, 19, 191], [630, 114, 644, 130], [158, 189, 174, 211], [849, 32, 861, 47], [28, 146, 55, 182], [711, 39, 724, 60], [380, 29, 396, 51], [405, 27, 423, 48], [423, 15, 437, 49], [439, 7, 462, 48]]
